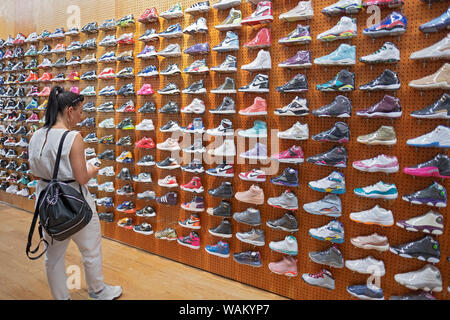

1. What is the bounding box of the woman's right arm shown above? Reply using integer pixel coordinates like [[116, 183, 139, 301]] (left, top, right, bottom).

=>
[[69, 132, 99, 185]]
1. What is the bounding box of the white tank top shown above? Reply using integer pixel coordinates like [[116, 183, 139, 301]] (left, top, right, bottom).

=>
[[28, 128, 97, 212]]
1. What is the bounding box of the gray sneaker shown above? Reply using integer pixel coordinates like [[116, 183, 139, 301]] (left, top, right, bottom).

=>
[[236, 228, 265, 246], [211, 77, 236, 94], [309, 245, 345, 268], [210, 96, 236, 114], [302, 269, 335, 290], [267, 189, 298, 210], [266, 212, 298, 232], [303, 194, 342, 217], [209, 219, 232, 238], [157, 43, 181, 57], [394, 264, 442, 292], [233, 208, 261, 226]]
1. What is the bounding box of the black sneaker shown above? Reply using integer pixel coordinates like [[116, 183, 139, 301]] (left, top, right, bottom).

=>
[[137, 155, 155, 166], [404, 154, 450, 179], [208, 182, 233, 198], [136, 206, 156, 218], [117, 184, 134, 196], [15, 113, 27, 121], [158, 82, 180, 95], [317, 69, 355, 92], [266, 212, 299, 232], [206, 163, 234, 177], [209, 96, 235, 114], [239, 74, 269, 93], [181, 160, 204, 173], [182, 79, 207, 94], [82, 102, 96, 112], [207, 200, 232, 217], [359, 69, 400, 91], [97, 102, 115, 112], [5, 161, 17, 170], [402, 182, 447, 207], [160, 120, 182, 132], [159, 101, 179, 114], [160, 63, 181, 76], [156, 156, 180, 169], [116, 135, 132, 146], [312, 95, 352, 117], [209, 219, 232, 238], [81, 22, 99, 34], [117, 168, 132, 180], [411, 93, 450, 119], [312, 122, 350, 143], [307, 146, 348, 168], [390, 235, 440, 263], [138, 101, 156, 113], [270, 167, 299, 187], [117, 117, 133, 129], [80, 70, 97, 81], [98, 149, 115, 160], [81, 38, 97, 49], [276, 74, 308, 93], [52, 57, 67, 68], [117, 83, 135, 96], [233, 251, 262, 267], [98, 212, 114, 222]]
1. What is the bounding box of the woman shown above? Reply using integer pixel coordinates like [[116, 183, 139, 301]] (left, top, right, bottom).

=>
[[28, 86, 122, 300]]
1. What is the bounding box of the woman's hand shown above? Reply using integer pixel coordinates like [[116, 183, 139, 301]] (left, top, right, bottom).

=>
[[87, 163, 100, 179]]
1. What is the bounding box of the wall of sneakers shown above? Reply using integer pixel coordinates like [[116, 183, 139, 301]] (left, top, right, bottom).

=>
[[0, 0, 448, 300]]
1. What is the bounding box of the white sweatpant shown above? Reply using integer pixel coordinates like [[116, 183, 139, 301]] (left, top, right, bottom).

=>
[[43, 213, 105, 300]]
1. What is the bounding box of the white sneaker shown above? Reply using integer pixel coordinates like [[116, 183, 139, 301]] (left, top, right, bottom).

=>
[[160, 4, 183, 19], [17, 188, 30, 197], [279, 0, 314, 22], [352, 154, 399, 173], [308, 171, 346, 194], [350, 205, 394, 226], [354, 181, 398, 200], [317, 16, 357, 41], [322, 0, 362, 15], [182, 98, 206, 114], [6, 185, 18, 194], [277, 121, 309, 140], [394, 265, 442, 292], [345, 256, 386, 276], [410, 34, 450, 61], [137, 190, 156, 200], [99, 118, 115, 128], [85, 148, 96, 158], [213, 0, 242, 10], [88, 284, 122, 300], [396, 210, 444, 235], [241, 49, 271, 71], [407, 125, 450, 148], [99, 166, 115, 176], [87, 178, 98, 188], [269, 235, 298, 255], [207, 139, 236, 157], [15, 139, 29, 148], [360, 42, 400, 64], [157, 138, 180, 151], [133, 173, 152, 183], [184, 17, 208, 33], [158, 175, 178, 188], [135, 119, 155, 131], [98, 182, 115, 192]]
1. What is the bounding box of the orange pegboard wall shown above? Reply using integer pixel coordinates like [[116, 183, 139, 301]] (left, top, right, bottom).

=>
[[0, 0, 449, 300]]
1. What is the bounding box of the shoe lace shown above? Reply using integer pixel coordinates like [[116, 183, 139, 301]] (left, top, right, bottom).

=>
[[309, 271, 324, 279]]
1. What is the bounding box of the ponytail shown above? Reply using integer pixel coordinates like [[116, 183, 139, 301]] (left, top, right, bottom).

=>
[[44, 86, 84, 129]]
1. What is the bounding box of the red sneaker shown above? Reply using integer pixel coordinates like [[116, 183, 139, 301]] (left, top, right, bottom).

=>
[[271, 145, 304, 164], [123, 104, 136, 112], [238, 169, 266, 182], [363, 0, 404, 8], [239, 97, 268, 115], [135, 137, 155, 149], [98, 68, 115, 79], [241, 1, 273, 26], [244, 28, 271, 49], [138, 7, 158, 23], [3, 50, 13, 59], [180, 176, 204, 193], [38, 86, 51, 97], [66, 71, 80, 81], [38, 72, 52, 82], [137, 83, 154, 95], [25, 72, 38, 83]]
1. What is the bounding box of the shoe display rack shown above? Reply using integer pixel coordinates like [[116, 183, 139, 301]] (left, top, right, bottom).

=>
[[0, 0, 448, 300]]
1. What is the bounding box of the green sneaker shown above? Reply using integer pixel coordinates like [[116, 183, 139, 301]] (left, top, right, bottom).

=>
[[117, 117, 135, 130], [116, 14, 135, 27], [155, 227, 177, 241], [19, 175, 30, 186], [99, 135, 115, 144]]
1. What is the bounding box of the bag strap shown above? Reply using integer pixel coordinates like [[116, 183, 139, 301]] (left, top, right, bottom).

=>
[[26, 195, 49, 260], [52, 130, 71, 180]]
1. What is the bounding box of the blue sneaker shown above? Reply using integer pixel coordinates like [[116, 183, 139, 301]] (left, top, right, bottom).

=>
[[354, 181, 398, 200], [316, 69, 355, 92], [314, 44, 356, 66], [205, 241, 230, 258], [347, 284, 384, 300], [309, 220, 345, 244], [99, 86, 117, 96], [158, 23, 182, 38], [183, 117, 205, 134], [363, 11, 407, 37], [98, 197, 114, 208], [25, 99, 39, 110], [99, 51, 116, 62], [138, 65, 158, 77], [419, 7, 450, 33], [117, 201, 136, 213]]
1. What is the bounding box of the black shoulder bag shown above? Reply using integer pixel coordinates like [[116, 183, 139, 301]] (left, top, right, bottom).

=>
[[26, 130, 93, 260]]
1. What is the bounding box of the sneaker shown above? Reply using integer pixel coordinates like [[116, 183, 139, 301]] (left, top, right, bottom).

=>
[[351, 233, 389, 251], [239, 97, 267, 116], [269, 235, 298, 255], [233, 208, 262, 226], [312, 122, 350, 143], [211, 77, 236, 94], [306, 146, 348, 168], [183, 17, 208, 34], [266, 212, 299, 232], [267, 189, 298, 210], [403, 154, 450, 179], [208, 182, 233, 198], [402, 182, 447, 207], [137, 155, 155, 166], [317, 69, 355, 92], [213, 0, 241, 10], [315, 44, 356, 66], [213, 31, 239, 52], [207, 200, 231, 217], [135, 137, 155, 149], [215, 8, 242, 31], [238, 120, 267, 138], [159, 23, 182, 38], [99, 18, 116, 31], [117, 201, 136, 214], [406, 125, 450, 148], [353, 154, 399, 173], [357, 126, 397, 145], [182, 98, 206, 114], [309, 220, 345, 244], [138, 84, 155, 95], [160, 120, 182, 133], [360, 42, 400, 64], [184, 59, 209, 74], [389, 292, 437, 301], [159, 101, 179, 114], [410, 34, 450, 61], [396, 210, 444, 235], [160, 3, 183, 19], [238, 168, 265, 182], [317, 16, 357, 41], [116, 151, 133, 163], [158, 175, 178, 188], [302, 269, 335, 290], [241, 1, 273, 25], [183, 139, 206, 153], [179, 214, 201, 229], [181, 196, 205, 212], [277, 73, 308, 92], [270, 145, 304, 163], [279, 0, 314, 22], [156, 157, 180, 170], [244, 28, 271, 49], [275, 96, 309, 116], [211, 55, 237, 73], [156, 192, 178, 205], [279, 24, 312, 45], [240, 142, 267, 160], [356, 95, 402, 118], [347, 285, 384, 300], [350, 205, 394, 226], [137, 45, 157, 59], [157, 44, 182, 57], [205, 241, 230, 258], [322, 0, 362, 15], [270, 167, 298, 187], [207, 163, 234, 177], [394, 264, 443, 292], [409, 63, 450, 90], [177, 231, 200, 249], [155, 227, 178, 241], [308, 171, 346, 194], [410, 93, 450, 119], [390, 235, 440, 263], [181, 160, 204, 173], [137, 190, 156, 200], [239, 74, 269, 93], [180, 176, 204, 193], [236, 228, 265, 246], [99, 118, 115, 128], [363, 11, 407, 37], [182, 80, 207, 94], [312, 95, 352, 117], [133, 223, 153, 235], [136, 206, 156, 218], [354, 181, 398, 200], [233, 251, 262, 267], [160, 63, 181, 76], [359, 69, 400, 91], [346, 256, 385, 276], [209, 96, 236, 114], [138, 102, 156, 113], [309, 245, 344, 268]]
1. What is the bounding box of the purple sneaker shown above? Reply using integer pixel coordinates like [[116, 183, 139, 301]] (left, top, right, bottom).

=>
[[278, 50, 312, 69], [184, 43, 210, 55], [157, 191, 178, 205], [356, 95, 402, 118], [240, 142, 268, 160], [181, 196, 205, 212], [137, 45, 156, 58]]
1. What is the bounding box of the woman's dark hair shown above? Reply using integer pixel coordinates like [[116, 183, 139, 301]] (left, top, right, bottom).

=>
[[44, 86, 84, 129]]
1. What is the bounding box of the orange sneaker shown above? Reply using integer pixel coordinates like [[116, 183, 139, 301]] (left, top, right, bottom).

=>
[[239, 97, 268, 115], [38, 72, 52, 82]]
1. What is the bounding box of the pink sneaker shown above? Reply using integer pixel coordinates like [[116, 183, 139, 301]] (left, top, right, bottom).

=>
[[268, 256, 298, 277], [70, 86, 80, 94], [137, 83, 154, 95], [271, 145, 304, 163], [177, 231, 200, 249], [26, 113, 39, 122], [235, 184, 265, 205]]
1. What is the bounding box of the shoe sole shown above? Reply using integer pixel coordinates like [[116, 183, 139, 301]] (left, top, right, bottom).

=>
[[357, 111, 402, 118], [389, 247, 440, 263], [346, 289, 384, 300], [240, 155, 268, 160], [354, 191, 398, 200], [158, 182, 178, 188], [309, 233, 345, 244], [239, 88, 270, 93], [395, 279, 442, 292], [182, 168, 205, 173], [182, 89, 207, 94], [402, 196, 447, 207], [308, 185, 346, 194], [268, 266, 298, 277], [308, 255, 344, 268], [207, 172, 234, 178], [233, 215, 261, 227], [279, 14, 313, 22], [275, 111, 309, 117], [303, 207, 342, 218], [395, 222, 443, 235], [269, 246, 298, 256], [278, 63, 312, 69], [353, 163, 399, 173], [350, 240, 389, 252], [215, 24, 242, 31], [410, 113, 450, 119], [360, 84, 401, 91], [178, 221, 201, 229], [157, 146, 180, 151], [133, 229, 153, 235], [209, 110, 236, 114], [177, 239, 200, 249], [232, 256, 262, 267], [363, 29, 406, 38], [180, 186, 204, 193], [235, 234, 265, 246], [242, 16, 274, 25], [266, 222, 299, 232], [349, 216, 394, 227], [208, 229, 232, 238], [205, 247, 230, 258], [267, 202, 298, 211], [156, 164, 180, 169], [403, 167, 450, 179], [181, 205, 204, 212], [239, 111, 268, 116], [158, 90, 180, 95], [314, 60, 355, 66], [270, 157, 304, 164], [357, 138, 397, 145], [301, 277, 335, 290], [239, 176, 265, 182], [407, 141, 450, 148], [210, 90, 237, 94], [210, 68, 238, 73]]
